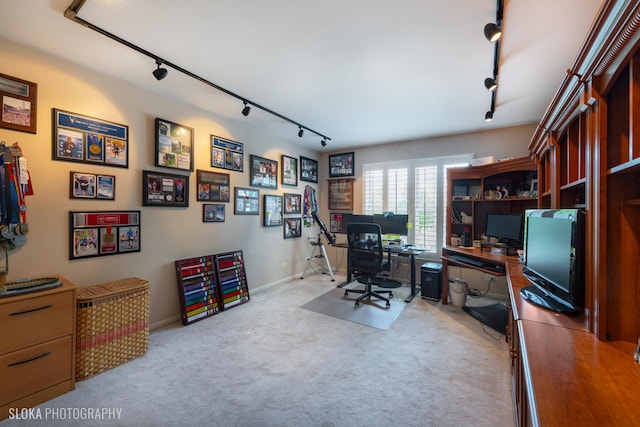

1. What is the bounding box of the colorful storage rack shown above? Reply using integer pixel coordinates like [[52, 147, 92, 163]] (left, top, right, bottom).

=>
[[174, 250, 249, 325], [174, 255, 220, 325], [215, 250, 250, 310]]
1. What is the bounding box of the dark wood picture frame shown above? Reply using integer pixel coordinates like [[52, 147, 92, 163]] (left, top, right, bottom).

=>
[[328, 178, 354, 210], [70, 171, 115, 200], [263, 194, 283, 227], [142, 170, 189, 207], [234, 187, 260, 215], [283, 193, 302, 214], [69, 210, 140, 259], [281, 155, 298, 186], [196, 169, 230, 202], [53, 108, 128, 168], [155, 118, 194, 171], [300, 156, 318, 183], [329, 151, 355, 177], [211, 134, 243, 172], [0, 73, 37, 134], [284, 217, 302, 239], [250, 154, 278, 189], [203, 204, 225, 222]]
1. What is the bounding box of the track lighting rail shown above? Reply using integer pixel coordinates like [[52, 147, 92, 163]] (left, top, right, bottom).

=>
[[64, 0, 331, 145], [483, 0, 504, 121]]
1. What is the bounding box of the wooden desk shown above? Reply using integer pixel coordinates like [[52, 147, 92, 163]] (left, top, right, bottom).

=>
[[506, 263, 640, 426], [440, 245, 517, 305]]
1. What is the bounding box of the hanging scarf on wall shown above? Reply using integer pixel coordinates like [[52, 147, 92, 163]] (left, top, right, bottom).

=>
[[0, 143, 30, 249], [303, 185, 317, 227]]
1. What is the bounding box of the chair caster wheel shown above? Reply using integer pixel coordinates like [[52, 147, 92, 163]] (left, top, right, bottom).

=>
[[344, 290, 348, 296], [389, 293, 394, 299], [355, 301, 360, 307], [386, 302, 391, 308]]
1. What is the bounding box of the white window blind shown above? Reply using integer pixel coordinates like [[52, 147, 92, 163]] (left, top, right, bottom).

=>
[[363, 154, 472, 256]]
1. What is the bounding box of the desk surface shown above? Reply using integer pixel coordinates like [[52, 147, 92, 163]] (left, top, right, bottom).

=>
[[507, 264, 640, 426]]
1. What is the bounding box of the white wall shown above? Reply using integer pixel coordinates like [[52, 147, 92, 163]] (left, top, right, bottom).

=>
[[0, 36, 537, 325], [0, 38, 321, 328]]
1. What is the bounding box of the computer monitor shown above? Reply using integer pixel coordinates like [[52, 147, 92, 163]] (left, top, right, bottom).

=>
[[373, 212, 408, 236], [484, 213, 523, 246], [338, 213, 373, 233]]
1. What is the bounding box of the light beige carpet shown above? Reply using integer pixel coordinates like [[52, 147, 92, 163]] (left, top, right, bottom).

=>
[[0, 273, 514, 427]]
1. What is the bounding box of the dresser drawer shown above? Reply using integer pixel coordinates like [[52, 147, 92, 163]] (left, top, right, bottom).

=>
[[0, 335, 73, 406], [0, 290, 74, 354]]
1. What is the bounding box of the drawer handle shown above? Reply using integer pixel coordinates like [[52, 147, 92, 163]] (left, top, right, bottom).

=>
[[8, 351, 52, 367], [9, 304, 53, 316]]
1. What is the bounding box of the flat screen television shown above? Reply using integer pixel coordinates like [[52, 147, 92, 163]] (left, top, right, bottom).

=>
[[484, 213, 523, 246], [373, 212, 409, 236], [520, 209, 585, 314]]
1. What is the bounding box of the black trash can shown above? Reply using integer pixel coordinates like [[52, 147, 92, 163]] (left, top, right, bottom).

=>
[[421, 262, 442, 301]]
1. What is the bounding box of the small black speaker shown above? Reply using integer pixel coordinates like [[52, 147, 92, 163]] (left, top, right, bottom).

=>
[[421, 262, 442, 301]]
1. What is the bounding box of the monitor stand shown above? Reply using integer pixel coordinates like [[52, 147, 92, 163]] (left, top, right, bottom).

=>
[[519, 286, 581, 315]]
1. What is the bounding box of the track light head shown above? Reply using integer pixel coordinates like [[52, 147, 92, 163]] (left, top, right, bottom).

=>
[[320, 139, 327, 147], [484, 77, 497, 91], [483, 23, 502, 43], [153, 59, 168, 81], [485, 111, 494, 122], [242, 101, 251, 117], [298, 127, 304, 138]]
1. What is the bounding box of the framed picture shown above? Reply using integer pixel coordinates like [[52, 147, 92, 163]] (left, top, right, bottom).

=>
[[530, 179, 539, 197], [250, 155, 278, 189], [284, 217, 302, 239], [69, 210, 140, 259], [330, 213, 343, 233], [155, 118, 194, 171], [283, 193, 302, 214], [281, 155, 298, 186], [196, 169, 230, 202], [328, 178, 354, 210], [70, 171, 115, 200], [53, 109, 128, 168], [263, 195, 283, 227], [0, 73, 37, 134], [211, 135, 243, 172], [203, 204, 225, 222], [142, 170, 189, 207], [300, 156, 318, 183], [329, 152, 355, 177], [234, 187, 260, 215]]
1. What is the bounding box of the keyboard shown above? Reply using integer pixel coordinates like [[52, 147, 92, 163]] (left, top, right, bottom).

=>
[[448, 254, 504, 272], [0, 277, 62, 297]]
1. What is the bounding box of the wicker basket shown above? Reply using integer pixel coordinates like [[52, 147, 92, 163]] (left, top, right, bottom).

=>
[[76, 277, 150, 381]]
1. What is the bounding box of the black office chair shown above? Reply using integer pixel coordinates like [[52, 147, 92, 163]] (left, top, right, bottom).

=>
[[344, 223, 392, 308]]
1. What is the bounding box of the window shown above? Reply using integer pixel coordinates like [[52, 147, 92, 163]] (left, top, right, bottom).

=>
[[363, 154, 472, 255]]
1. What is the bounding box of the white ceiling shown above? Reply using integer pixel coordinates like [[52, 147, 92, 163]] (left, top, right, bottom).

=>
[[0, 0, 603, 152]]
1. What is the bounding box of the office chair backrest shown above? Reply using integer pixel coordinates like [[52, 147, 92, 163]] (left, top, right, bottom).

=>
[[347, 222, 383, 277]]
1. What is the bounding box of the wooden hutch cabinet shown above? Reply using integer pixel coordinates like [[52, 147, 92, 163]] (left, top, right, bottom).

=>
[[512, 1, 640, 425], [446, 156, 537, 246]]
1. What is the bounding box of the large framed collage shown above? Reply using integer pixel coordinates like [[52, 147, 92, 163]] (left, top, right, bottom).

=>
[[69, 211, 140, 260]]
